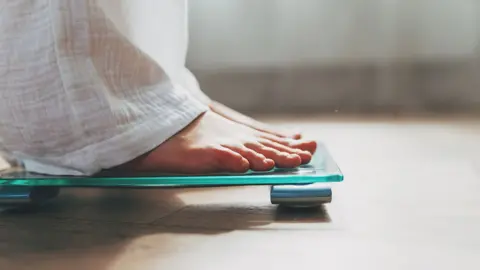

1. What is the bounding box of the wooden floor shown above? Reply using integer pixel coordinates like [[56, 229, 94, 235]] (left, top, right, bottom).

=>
[[1, 115, 479, 270]]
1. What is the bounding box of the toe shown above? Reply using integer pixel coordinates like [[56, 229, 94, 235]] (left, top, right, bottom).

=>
[[291, 132, 302, 140], [266, 127, 302, 140], [244, 142, 302, 168], [223, 145, 275, 171], [244, 120, 302, 140], [258, 133, 315, 154], [258, 139, 312, 164], [212, 147, 250, 173], [290, 139, 317, 154]]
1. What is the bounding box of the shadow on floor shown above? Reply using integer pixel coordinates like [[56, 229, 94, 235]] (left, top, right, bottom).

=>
[[0, 187, 331, 262]]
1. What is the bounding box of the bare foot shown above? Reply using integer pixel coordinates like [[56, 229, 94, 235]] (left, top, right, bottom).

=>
[[210, 101, 303, 140], [209, 101, 317, 154], [124, 111, 317, 174]]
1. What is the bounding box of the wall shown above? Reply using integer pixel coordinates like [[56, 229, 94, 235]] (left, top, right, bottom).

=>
[[187, 0, 480, 113], [187, 0, 478, 69]]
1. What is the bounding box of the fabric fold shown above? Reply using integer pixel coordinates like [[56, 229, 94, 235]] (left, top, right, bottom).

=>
[[0, 0, 208, 175]]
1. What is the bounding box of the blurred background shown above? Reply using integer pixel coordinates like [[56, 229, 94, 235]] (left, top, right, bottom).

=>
[[186, 0, 480, 115]]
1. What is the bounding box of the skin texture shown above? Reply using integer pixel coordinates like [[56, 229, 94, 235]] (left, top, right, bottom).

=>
[[124, 109, 317, 174]]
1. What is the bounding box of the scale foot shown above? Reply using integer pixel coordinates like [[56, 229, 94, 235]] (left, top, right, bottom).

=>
[[270, 183, 332, 208], [0, 186, 60, 210]]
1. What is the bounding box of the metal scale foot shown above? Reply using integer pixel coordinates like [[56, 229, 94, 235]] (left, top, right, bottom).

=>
[[0, 186, 60, 210], [270, 183, 332, 208]]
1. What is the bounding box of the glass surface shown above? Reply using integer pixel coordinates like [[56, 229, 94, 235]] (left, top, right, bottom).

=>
[[0, 142, 343, 187]]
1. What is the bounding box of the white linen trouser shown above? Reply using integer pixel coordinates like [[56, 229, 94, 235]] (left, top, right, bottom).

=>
[[0, 0, 210, 175]]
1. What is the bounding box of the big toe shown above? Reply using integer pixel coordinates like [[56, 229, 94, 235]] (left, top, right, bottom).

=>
[[270, 128, 303, 140], [257, 132, 315, 154]]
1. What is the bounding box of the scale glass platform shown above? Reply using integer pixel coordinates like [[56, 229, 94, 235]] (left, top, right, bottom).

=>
[[0, 143, 343, 188]]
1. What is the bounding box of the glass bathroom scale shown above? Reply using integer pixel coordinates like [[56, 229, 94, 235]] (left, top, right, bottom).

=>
[[0, 142, 343, 188]]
